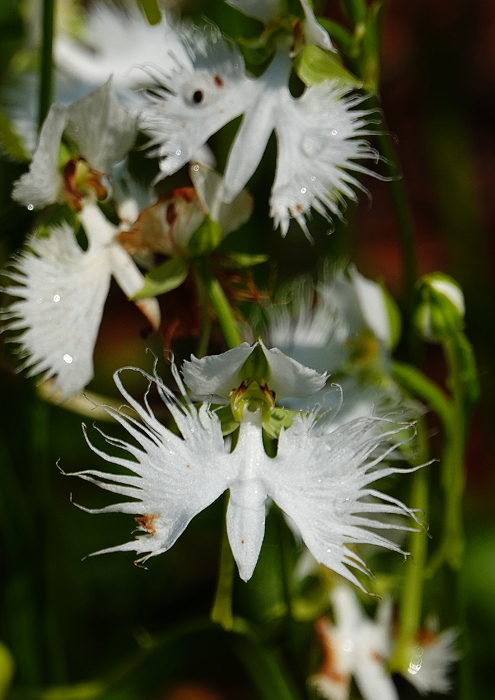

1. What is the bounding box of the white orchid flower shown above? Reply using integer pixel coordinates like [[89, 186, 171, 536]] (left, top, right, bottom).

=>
[[1, 203, 160, 400], [142, 33, 376, 236], [69, 351, 417, 588], [225, 0, 334, 52], [255, 265, 413, 428], [311, 586, 458, 700], [55, 3, 190, 93], [12, 80, 138, 211]]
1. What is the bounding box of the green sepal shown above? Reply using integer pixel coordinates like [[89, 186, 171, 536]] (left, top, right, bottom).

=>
[[215, 405, 240, 437], [262, 407, 297, 439], [294, 44, 362, 87], [239, 341, 271, 386], [187, 215, 224, 257], [0, 106, 30, 162], [218, 253, 269, 269], [132, 257, 189, 299]]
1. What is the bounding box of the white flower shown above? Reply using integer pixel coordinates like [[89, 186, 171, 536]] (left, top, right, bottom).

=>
[[70, 356, 417, 587], [311, 585, 398, 700], [12, 80, 137, 210], [55, 3, 190, 93], [224, 0, 334, 52], [256, 265, 413, 427], [406, 628, 459, 695], [182, 339, 327, 402], [1, 203, 160, 399], [141, 33, 376, 235]]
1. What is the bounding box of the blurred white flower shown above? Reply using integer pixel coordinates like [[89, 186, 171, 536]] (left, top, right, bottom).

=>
[[312, 585, 396, 700], [1, 203, 159, 399], [312, 586, 458, 700], [141, 32, 376, 236], [70, 353, 417, 587], [12, 80, 137, 210]]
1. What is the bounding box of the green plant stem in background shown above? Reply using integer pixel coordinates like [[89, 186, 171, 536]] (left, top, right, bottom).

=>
[[390, 419, 429, 673], [193, 268, 213, 359], [38, 0, 54, 130], [210, 496, 236, 632], [195, 259, 243, 350]]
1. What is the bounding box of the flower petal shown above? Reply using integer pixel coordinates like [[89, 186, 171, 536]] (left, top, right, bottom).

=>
[[73, 366, 230, 561], [2, 224, 112, 399], [65, 79, 138, 172], [11, 104, 67, 208]]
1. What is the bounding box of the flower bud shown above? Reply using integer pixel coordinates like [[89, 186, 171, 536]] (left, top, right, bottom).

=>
[[413, 273, 465, 343]]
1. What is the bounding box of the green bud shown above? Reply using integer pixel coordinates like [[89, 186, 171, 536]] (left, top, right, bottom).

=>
[[294, 44, 362, 87], [413, 273, 465, 343]]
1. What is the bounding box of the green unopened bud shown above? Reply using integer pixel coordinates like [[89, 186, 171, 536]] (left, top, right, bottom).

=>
[[413, 273, 465, 343]]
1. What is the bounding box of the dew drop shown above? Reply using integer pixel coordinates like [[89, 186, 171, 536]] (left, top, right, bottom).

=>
[[175, 149, 182, 156], [36, 297, 42, 304], [300, 187, 307, 195], [310, 176, 317, 182], [27, 204, 34, 211], [63, 354, 73, 364], [331, 129, 338, 136], [53, 294, 61, 302], [193, 164, 200, 171]]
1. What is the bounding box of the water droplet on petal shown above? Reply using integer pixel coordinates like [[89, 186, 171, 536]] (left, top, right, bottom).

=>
[[193, 164, 200, 171], [310, 176, 316, 182], [331, 129, 338, 136], [63, 354, 73, 364], [300, 187, 307, 195], [53, 294, 60, 302], [36, 297, 42, 304], [27, 204, 34, 211], [175, 149, 182, 156]]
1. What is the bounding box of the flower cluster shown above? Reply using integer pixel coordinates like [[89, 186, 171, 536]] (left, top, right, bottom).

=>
[[0, 1, 465, 697]]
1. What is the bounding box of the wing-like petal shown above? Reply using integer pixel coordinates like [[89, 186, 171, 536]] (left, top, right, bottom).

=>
[[72, 366, 230, 562], [2, 224, 112, 398], [264, 415, 416, 589]]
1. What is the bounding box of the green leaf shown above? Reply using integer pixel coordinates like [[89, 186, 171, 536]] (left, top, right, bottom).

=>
[[220, 253, 269, 269], [131, 258, 189, 299], [294, 44, 362, 87], [187, 215, 224, 257], [0, 106, 30, 162]]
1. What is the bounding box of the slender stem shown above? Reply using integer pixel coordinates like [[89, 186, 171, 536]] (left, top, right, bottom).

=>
[[391, 361, 453, 428], [195, 260, 243, 350], [38, 0, 55, 130], [192, 268, 212, 359], [210, 495, 236, 632], [390, 419, 429, 673]]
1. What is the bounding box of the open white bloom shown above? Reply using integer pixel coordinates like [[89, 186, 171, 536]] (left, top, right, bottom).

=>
[[142, 32, 376, 235], [406, 628, 459, 695], [55, 3, 190, 93], [225, 0, 334, 52], [71, 354, 417, 588], [312, 585, 396, 700], [256, 265, 414, 428], [12, 80, 137, 210], [1, 203, 160, 399], [312, 586, 458, 700]]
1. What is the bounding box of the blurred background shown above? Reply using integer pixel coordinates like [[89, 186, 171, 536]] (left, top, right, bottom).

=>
[[1, 0, 494, 698]]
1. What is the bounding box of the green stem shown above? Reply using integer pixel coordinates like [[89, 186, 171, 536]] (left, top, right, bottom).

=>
[[192, 268, 212, 359], [195, 260, 243, 350], [391, 361, 453, 428], [390, 419, 429, 673], [38, 0, 55, 130], [210, 495, 236, 632]]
